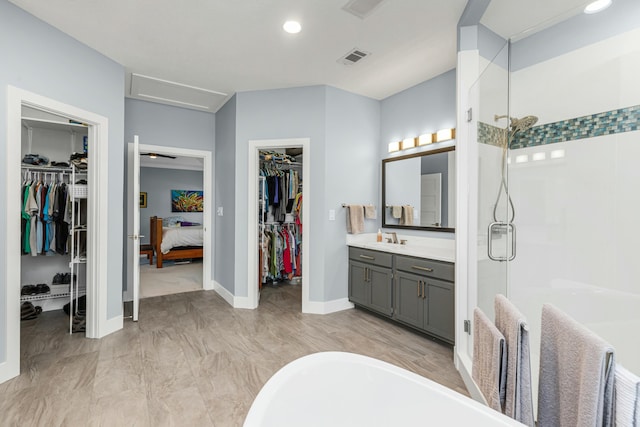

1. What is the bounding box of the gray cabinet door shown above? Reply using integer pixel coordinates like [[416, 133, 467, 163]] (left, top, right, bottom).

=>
[[424, 278, 455, 343], [368, 264, 393, 316], [349, 261, 368, 307], [394, 271, 424, 329]]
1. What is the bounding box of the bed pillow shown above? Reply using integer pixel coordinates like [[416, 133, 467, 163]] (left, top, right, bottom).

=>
[[162, 216, 184, 227], [179, 221, 200, 227]]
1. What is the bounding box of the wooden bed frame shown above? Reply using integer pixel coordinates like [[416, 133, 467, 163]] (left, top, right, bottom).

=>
[[150, 216, 203, 268]]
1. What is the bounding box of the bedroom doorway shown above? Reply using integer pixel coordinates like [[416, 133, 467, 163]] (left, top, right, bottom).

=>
[[126, 142, 213, 319]]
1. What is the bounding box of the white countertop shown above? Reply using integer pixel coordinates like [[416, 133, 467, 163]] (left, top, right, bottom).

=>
[[346, 233, 455, 263]]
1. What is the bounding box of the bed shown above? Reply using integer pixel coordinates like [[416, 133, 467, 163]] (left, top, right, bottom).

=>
[[150, 216, 203, 268]]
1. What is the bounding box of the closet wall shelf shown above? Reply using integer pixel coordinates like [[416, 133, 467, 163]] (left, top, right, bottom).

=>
[[22, 117, 88, 133], [21, 165, 72, 173], [21, 292, 71, 302]]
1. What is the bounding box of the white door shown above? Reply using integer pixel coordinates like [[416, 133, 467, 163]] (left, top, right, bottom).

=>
[[131, 135, 141, 321], [420, 173, 442, 226]]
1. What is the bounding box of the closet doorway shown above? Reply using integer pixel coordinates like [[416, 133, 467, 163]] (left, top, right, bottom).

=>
[[247, 138, 310, 312], [126, 142, 213, 321], [3, 87, 111, 383]]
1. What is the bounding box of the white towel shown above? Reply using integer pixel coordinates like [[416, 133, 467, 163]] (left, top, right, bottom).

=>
[[391, 205, 402, 219], [472, 307, 506, 412], [494, 295, 534, 427], [537, 304, 615, 427], [364, 205, 376, 219], [615, 365, 640, 427], [346, 205, 364, 234]]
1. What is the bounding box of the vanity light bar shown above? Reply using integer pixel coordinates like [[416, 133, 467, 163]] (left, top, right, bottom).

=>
[[388, 128, 455, 153], [402, 137, 416, 149]]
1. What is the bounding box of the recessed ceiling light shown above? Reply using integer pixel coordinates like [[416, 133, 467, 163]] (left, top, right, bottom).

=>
[[584, 0, 612, 14], [283, 21, 302, 34]]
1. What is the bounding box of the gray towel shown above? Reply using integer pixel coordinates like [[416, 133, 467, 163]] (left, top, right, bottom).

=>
[[615, 365, 640, 427], [391, 205, 402, 219], [538, 304, 615, 427], [346, 205, 364, 234], [494, 295, 534, 427], [472, 307, 506, 412]]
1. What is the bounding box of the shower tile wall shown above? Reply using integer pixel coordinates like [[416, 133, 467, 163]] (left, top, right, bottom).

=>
[[505, 26, 640, 406], [510, 104, 640, 148]]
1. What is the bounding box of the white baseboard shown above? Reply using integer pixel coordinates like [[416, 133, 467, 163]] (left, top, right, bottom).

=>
[[99, 315, 123, 338], [455, 352, 486, 404], [304, 298, 354, 315], [213, 280, 236, 307], [0, 360, 19, 385]]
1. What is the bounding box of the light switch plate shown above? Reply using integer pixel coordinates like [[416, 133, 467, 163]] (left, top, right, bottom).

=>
[[329, 209, 335, 221]]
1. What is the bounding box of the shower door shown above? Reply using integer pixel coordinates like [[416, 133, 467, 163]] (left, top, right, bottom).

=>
[[467, 40, 512, 355]]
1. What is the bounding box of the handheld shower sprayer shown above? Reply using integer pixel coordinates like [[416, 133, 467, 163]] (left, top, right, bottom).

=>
[[491, 113, 539, 223]]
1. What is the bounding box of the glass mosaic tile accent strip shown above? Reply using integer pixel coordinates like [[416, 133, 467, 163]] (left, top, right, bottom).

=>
[[478, 105, 640, 149], [478, 122, 507, 148]]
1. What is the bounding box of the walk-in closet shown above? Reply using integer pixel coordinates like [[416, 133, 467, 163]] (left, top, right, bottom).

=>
[[20, 106, 89, 334], [258, 149, 303, 303]]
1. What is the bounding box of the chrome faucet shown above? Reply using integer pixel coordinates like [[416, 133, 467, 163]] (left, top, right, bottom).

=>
[[385, 232, 398, 244]]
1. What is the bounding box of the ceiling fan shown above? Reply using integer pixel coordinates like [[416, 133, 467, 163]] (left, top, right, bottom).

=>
[[140, 152, 176, 159]]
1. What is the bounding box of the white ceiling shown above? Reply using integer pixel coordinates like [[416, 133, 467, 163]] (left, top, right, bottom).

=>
[[10, 0, 591, 112]]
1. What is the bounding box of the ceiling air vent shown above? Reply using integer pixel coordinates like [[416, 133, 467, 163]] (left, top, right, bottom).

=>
[[338, 48, 371, 66], [342, 0, 386, 19]]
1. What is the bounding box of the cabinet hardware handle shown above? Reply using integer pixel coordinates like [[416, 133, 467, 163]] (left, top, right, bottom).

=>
[[412, 265, 433, 272], [366, 268, 369, 282], [417, 281, 421, 297], [363, 268, 366, 283], [360, 255, 375, 260]]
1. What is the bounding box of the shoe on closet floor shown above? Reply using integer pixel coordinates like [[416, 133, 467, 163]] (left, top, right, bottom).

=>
[[21, 302, 39, 320]]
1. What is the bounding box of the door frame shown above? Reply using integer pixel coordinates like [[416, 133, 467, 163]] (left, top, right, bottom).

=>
[[2, 86, 111, 383], [247, 138, 310, 311], [125, 143, 214, 304]]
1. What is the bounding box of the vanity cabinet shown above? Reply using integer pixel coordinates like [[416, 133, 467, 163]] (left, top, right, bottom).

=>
[[348, 248, 393, 317], [394, 255, 455, 343], [348, 247, 455, 344]]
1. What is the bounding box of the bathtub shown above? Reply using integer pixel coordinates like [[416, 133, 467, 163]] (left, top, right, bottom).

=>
[[244, 352, 523, 426]]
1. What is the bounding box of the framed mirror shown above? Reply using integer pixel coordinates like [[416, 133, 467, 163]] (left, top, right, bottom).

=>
[[382, 146, 455, 232]]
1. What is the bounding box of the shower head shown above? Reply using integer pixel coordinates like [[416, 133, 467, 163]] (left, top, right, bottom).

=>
[[511, 115, 538, 133]]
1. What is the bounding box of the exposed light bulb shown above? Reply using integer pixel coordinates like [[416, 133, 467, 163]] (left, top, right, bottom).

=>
[[584, 0, 612, 14], [283, 21, 302, 34]]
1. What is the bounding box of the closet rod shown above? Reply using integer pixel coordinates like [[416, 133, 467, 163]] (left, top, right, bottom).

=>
[[21, 165, 71, 173]]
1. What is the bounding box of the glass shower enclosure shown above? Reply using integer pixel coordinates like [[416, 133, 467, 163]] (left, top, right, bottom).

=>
[[464, 0, 640, 410]]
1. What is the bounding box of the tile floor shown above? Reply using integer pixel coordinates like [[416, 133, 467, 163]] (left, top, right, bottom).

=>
[[1, 284, 468, 426]]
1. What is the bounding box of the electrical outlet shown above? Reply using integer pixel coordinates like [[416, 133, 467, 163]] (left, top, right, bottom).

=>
[[216, 207, 223, 216]]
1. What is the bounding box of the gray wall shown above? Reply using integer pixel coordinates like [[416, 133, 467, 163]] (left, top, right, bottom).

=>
[[235, 86, 327, 300], [380, 69, 457, 150], [214, 95, 236, 293], [139, 167, 204, 239], [0, 0, 125, 360], [380, 69, 457, 239], [227, 85, 380, 303], [124, 99, 215, 151], [324, 86, 380, 301], [511, 0, 640, 71]]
